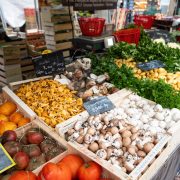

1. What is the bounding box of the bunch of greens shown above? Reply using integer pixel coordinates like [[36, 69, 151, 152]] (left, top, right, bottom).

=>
[[107, 30, 180, 72], [89, 53, 180, 109]]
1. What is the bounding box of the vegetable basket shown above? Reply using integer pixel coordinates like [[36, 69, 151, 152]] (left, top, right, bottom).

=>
[[78, 18, 105, 36], [134, 15, 155, 29], [113, 28, 141, 45]]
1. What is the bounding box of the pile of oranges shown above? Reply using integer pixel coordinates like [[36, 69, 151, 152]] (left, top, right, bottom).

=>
[[0, 101, 30, 135]]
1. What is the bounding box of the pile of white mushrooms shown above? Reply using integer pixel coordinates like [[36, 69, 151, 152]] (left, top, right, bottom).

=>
[[66, 94, 180, 173], [120, 94, 180, 133]]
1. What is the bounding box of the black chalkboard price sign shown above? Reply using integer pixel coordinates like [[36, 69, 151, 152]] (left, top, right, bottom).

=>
[[137, 60, 165, 71], [84, 96, 115, 115], [33, 50, 65, 77], [62, 0, 117, 10], [0, 143, 15, 173]]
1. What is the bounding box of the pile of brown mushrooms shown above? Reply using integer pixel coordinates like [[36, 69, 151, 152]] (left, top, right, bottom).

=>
[[56, 58, 119, 101], [66, 108, 162, 173]]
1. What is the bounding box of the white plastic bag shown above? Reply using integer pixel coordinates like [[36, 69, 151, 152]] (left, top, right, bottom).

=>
[[0, 0, 35, 28]]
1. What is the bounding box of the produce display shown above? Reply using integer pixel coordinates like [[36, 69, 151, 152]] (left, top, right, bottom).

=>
[[115, 59, 180, 90], [0, 128, 65, 175], [38, 154, 103, 180], [58, 59, 118, 101], [90, 50, 180, 109], [0, 26, 180, 180], [0, 152, 106, 180], [0, 101, 30, 135], [65, 94, 180, 173], [108, 31, 180, 73], [16, 79, 84, 127]]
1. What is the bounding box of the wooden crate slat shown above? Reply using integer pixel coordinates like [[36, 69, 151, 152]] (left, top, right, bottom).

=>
[[22, 65, 34, 72], [54, 23, 72, 31], [0, 68, 21, 77], [45, 32, 73, 41], [20, 50, 28, 59], [42, 15, 71, 23], [0, 46, 20, 57], [44, 23, 72, 31], [55, 32, 73, 41], [0, 57, 20, 65], [9, 76, 52, 91], [0, 70, 6, 78], [0, 64, 21, 71], [0, 81, 7, 86], [0, 74, 22, 84], [8, 39, 27, 45], [21, 59, 33, 66], [47, 42, 72, 50]]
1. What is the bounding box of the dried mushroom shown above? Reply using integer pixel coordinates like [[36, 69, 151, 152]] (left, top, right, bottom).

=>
[[16, 79, 84, 127]]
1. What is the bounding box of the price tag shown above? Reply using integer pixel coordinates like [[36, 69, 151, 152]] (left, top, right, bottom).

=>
[[137, 60, 165, 71], [33, 50, 65, 77], [84, 96, 115, 115], [0, 143, 15, 173]]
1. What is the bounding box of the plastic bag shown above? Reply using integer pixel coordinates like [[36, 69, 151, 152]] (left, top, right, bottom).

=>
[[0, 0, 35, 28]]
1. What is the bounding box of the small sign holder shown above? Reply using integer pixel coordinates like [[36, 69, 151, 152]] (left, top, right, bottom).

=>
[[0, 143, 16, 174], [84, 96, 115, 115], [137, 60, 165, 71], [33, 50, 65, 77]]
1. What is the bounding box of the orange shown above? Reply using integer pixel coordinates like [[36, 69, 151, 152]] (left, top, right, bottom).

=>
[[0, 121, 17, 135], [10, 112, 23, 124], [0, 101, 17, 116], [0, 114, 9, 123], [18, 118, 30, 127]]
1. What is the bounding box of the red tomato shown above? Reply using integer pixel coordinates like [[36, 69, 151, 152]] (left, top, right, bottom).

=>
[[9, 171, 37, 180], [13, 151, 29, 170], [38, 162, 71, 180], [78, 161, 102, 180], [61, 154, 84, 179]]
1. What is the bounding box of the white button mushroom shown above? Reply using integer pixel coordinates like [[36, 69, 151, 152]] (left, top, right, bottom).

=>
[[154, 104, 163, 112], [96, 149, 107, 159]]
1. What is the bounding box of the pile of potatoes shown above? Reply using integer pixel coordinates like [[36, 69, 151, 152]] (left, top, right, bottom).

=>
[[115, 59, 180, 91]]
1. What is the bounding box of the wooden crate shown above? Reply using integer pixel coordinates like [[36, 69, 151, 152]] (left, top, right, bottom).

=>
[[0, 46, 20, 65], [45, 31, 73, 42], [7, 40, 28, 59], [43, 23, 73, 34], [21, 58, 34, 73], [14, 120, 68, 175], [41, 6, 73, 53], [67, 143, 120, 180], [139, 131, 180, 180], [41, 6, 72, 24], [0, 64, 22, 86], [2, 77, 52, 120], [56, 89, 179, 180], [15, 120, 119, 179], [0, 86, 36, 131], [56, 107, 171, 180], [2, 86, 36, 119], [27, 32, 46, 54]]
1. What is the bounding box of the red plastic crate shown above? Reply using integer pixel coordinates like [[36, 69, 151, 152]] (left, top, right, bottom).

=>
[[176, 28, 180, 42], [78, 18, 105, 36], [113, 28, 141, 45], [134, 15, 155, 29]]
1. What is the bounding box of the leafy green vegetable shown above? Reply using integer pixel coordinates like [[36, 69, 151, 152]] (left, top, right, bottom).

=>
[[108, 30, 180, 72], [89, 53, 180, 109]]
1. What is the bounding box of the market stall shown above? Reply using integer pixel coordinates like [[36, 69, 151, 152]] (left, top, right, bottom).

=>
[[0, 0, 180, 179]]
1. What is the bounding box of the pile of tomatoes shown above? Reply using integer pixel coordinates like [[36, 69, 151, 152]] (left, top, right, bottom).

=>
[[7, 154, 111, 180]]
